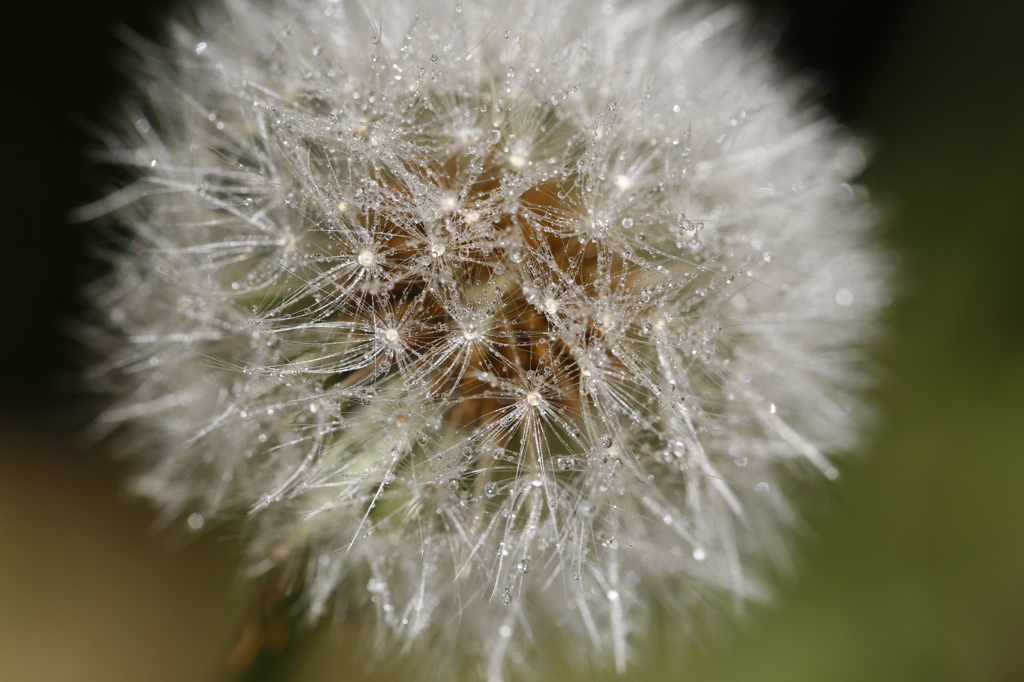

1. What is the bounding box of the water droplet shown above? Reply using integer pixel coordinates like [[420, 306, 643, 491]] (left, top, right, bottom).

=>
[[621, 217, 634, 229], [485, 482, 499, 497], [555, 456, 575, 470], [755, 481, 771, 496], [526, 391, 542, 406], [187, 513, 205, 530], [692, 547, 707, 562]]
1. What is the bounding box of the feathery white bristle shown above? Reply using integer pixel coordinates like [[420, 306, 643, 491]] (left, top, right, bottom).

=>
[[86, 0, 889, 677]]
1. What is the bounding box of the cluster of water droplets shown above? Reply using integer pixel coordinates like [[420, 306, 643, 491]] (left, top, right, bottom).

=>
[[87, 0, 887, 678]]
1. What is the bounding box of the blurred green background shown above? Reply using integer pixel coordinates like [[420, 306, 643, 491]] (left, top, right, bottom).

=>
[[1, 0, 1023, 680]]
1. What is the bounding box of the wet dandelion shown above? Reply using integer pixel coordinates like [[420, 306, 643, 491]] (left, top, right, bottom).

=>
[[83, 0, 889, 678]]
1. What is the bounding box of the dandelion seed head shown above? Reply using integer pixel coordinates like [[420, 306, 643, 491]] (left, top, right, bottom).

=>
[[86, 0, 889, 677]]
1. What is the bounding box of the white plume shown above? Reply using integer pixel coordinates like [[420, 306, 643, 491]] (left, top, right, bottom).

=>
[[85, 0, 889, 678]]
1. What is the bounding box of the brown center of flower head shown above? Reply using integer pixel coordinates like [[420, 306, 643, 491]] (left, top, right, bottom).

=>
[[331, 162, 646, 487], [251, 115, 705, 525]]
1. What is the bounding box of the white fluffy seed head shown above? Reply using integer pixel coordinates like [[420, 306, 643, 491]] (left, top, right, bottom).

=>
[[86, 0, 889, 678]]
